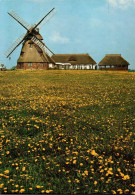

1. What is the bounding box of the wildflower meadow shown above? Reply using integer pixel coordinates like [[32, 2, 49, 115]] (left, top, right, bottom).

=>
[[0, 70, 135, 194]]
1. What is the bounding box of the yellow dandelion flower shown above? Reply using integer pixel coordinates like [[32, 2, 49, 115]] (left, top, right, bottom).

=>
[[36, 185, 43, 189], [19, 189, 25, 193], [84, 170, 88, 175], [75, 179, 80, 183], [94, 181, 97, 185], [100, 169, 104, 173], [91, 150, 98, 156], [22, 167, 26, 171], [73, 160, 76, 164], [0, 183, 4, 188], [117, 189, 122, 192], [4, 170, 9, 174], [87, 149, 91, 153], [123, 175, 130, 180], [124, 189, 129, 193], [120, 172, 124, 177]]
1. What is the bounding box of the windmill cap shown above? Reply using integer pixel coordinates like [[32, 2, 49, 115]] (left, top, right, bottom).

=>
[[36, 28, 39, 32]]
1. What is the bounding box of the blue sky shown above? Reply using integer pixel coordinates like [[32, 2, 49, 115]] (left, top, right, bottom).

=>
[[0, 0, 135, 69]]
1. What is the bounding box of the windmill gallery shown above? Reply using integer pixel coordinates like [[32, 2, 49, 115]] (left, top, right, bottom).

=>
[[4, 8, 130, 71]]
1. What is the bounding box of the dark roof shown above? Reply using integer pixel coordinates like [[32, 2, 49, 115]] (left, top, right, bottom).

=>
[[17, 40, 54, 63], [98, 54, 130, 66], [52, 54, 96, 65]]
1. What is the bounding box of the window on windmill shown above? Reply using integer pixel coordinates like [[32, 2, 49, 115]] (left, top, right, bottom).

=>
[[28, 62, 32, 67], [29, 43, 33, 48], [39, 51, 43, 56], [21, 52, 24, 56], [40, 63, 43, 67]]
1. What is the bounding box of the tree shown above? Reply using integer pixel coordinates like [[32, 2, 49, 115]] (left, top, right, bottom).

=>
[[10, 66, 17, 70]]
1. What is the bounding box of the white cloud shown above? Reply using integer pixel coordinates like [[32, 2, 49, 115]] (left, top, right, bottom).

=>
[[108, 0, 135, 9], [49, 32, 69, 44]]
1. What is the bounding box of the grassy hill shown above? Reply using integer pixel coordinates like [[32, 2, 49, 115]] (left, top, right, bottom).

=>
[[0, 70, 135, 194]]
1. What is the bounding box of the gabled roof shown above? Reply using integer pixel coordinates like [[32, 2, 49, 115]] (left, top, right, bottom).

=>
[[17, 40, 54, 63], [98, 54, 130, 66], [52, 54, 96, 65]]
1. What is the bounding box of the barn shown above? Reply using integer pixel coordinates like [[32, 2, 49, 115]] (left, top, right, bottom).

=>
[[98, 54, 130, 71], [17, 31, 55, 70], [52, 54, 97, 70]]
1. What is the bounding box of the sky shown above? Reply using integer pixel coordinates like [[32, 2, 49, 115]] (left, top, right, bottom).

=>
[[0, 0, 135, 69]]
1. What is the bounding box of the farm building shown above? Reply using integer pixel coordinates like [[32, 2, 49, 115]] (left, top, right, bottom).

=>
[[55, 62, 71, 70], [17, 35, 55, 70], [98, 54, 130, 71], [52, 54, 97, 70], [0, 64, 6, 71]]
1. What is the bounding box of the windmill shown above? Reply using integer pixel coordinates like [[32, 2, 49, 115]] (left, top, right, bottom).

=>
[[5, 8, 56, 69]]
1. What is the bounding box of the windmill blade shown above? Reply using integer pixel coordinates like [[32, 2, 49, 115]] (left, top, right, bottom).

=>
[[38, 10, 57, 29], [33, 8, 55, 31], [31, 36, 54, 56], [5, 33, 26, 58], [8, 10, 31, 30]]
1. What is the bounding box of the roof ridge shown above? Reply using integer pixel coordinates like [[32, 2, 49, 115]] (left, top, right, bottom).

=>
[[106, 54, 121, 56], [53, 53, 89, 55]]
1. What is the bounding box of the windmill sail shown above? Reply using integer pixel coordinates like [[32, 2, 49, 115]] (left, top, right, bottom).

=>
[[8, 10, 31, 30], [31, 36, 54, 56], [38, 10, 57, 29], [33, 8, 55, 31], [5, 33, 26, 58]]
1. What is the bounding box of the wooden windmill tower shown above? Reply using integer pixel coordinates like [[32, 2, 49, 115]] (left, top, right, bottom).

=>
[[5, 8, 56, 69]]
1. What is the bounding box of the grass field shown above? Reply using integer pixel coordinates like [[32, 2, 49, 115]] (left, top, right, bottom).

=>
[[0, 70, 135, 194]]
